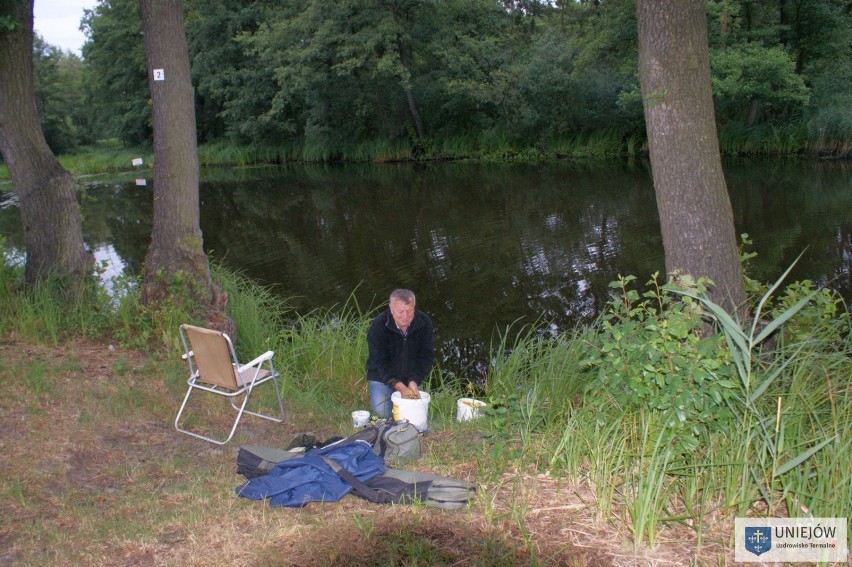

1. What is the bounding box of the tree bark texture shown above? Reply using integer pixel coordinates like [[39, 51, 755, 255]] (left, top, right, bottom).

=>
[[139, 0, 211, 305], [637, 0, 746, 316], [0, 0, 91, 286]]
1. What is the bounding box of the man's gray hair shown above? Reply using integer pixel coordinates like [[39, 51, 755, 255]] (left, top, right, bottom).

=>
[[389, 289, 416, 305]]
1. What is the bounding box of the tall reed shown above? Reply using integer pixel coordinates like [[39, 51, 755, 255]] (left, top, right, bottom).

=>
[[276, 296, 372, 407], [487, 266, 850, 548], [210, 264, 292, 359]]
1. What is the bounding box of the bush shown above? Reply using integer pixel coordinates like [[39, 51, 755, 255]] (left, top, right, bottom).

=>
[[581, 273, 738, 453]]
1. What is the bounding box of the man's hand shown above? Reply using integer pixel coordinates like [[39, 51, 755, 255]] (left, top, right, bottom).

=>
[[406, 381, 421, 399], [395, 381, 421, 399]]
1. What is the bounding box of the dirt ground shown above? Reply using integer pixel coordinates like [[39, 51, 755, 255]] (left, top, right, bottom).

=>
[[0, 338, 736, 566]]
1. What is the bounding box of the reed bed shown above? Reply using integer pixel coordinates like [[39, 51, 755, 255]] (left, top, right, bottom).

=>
[[4, 122, 845, 184], [487, 270, 852, 550]]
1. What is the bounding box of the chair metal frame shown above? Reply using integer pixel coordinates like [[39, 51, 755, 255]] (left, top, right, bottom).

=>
[[175, 323, 285, 444]]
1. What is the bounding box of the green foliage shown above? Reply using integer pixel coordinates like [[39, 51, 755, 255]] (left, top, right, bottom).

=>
[[0, 236, 18, 322], [770, 280, 850, 345], [0, 234, 196, 350], [481, 388, 524, 433], [705, 0, 851, 153], [805, 55, 852, 154], [51, 0, 848, 159], [711, 43, 810, 125], [57, 142, 153, 174], [539, 265, 850, 544], [80, 0, 150, 146], [668, 258, 848, 513], [0, 0, 22, 33], [32, 36, 93, 153], [582, 274, 737, 452], [209, 263, 291, 360], [277, 297, 371, 407], [185, 0, 280, 144], [477, 321, 590, 458], [23, 360, 52, 396], [107, 274, 159, 348]]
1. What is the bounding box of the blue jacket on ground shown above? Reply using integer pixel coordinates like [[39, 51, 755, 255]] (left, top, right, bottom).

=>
[[235, 441, 385, 508]]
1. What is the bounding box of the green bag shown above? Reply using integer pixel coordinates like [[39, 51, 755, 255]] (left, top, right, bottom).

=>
[[375, 421, 421, 465], [377, 468, 476, 509], [320, 457, 476, 509], [330, 419, 422, 465]]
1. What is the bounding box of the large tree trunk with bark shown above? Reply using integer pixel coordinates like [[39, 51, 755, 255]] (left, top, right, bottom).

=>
[[637, 0, 746, 317], [0, 0, 91, 287], [139, 0, 212, 306]]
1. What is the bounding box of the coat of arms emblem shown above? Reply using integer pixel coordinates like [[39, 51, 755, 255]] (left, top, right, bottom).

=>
[[745, 526, 772, 556]]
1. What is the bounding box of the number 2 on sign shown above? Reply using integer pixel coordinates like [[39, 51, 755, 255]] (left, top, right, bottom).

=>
[[153, 69, 165, 81]]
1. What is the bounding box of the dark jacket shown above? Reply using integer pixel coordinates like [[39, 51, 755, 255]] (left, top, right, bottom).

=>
[[366, 309, 434, 388]]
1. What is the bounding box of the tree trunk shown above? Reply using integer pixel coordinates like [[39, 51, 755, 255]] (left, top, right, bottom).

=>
[[397, 39, 425, 143], [747, 97, 760, 127], [636, 0, 746, 317], [139, 0, 212, 306], [0, 0, 91, 287]]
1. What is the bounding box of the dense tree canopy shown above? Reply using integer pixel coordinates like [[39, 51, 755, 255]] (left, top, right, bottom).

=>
[[26, 0, 851, 157], [80, 0, 148, 146], [32, 36, 91, 153]]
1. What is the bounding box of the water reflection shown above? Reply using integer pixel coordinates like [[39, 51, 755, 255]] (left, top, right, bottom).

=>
[[0, 160, 849, 382], [92, 244, 126, 295]]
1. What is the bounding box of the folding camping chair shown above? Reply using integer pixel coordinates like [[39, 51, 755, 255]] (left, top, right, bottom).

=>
[[175, 323, 285, 444]]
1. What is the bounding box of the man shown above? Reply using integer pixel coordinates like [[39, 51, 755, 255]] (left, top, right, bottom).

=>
[[366, 289, 435, 419]]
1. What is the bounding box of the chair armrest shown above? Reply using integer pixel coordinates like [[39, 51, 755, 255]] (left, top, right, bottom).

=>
[[238, 351, 274, 372]]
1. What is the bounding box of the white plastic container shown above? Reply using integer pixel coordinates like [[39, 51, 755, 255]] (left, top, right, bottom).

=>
[[351, 410, 371, 428], [391, 391, 431, 432], [456, 398, 487, 422]]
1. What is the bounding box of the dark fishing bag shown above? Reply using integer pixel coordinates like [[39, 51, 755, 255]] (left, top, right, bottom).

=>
[[326, 419, 421, 466], [320, 456, 476, 509], [236, 444, 302, 479], [236, 420, 421, 479]]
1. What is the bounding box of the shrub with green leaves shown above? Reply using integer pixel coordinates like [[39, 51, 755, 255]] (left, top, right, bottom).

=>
[[770, 280, 850, 345], [582, 274, 738, 452]]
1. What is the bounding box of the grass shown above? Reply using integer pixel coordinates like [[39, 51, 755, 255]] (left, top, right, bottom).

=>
[[1, 118, 850, 187], [0, 338, 635, 566], [0, 251, 849, 564], [478, 272, 851, 553], [57, 141, 154, 176], [716, 121, 850, 156], [3, 126, 848, 188]]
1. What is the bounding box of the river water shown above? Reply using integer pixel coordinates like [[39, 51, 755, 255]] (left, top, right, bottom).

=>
[[1, 158, 849, 378]]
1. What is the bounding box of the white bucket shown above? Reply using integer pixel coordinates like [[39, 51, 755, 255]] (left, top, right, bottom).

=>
[[456, 398, 487, 422], [391, 391, 431, 432]]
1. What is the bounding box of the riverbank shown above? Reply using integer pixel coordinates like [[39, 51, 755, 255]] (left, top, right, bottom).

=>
[[1, 262, 849, 565], [2, 124, 850, 184], [0, 337, 731, 566]]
